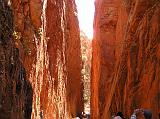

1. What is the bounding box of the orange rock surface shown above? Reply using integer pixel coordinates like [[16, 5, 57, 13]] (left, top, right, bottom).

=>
[[0, 0, 83, 118], [91, 0, 160, 119]]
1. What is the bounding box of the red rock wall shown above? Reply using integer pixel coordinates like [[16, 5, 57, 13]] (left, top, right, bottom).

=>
[[92, 0, 160, 119], [0, 1, 32, 119], [91, 0, 118, 118], [65, 0, 84, 116], [46, 0, 83, 117], [0, 0, 83, 118]]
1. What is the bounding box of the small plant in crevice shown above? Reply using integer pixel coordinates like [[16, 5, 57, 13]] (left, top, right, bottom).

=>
[[21, 38, 31, 55], [38, 28, 43, 36], [12, 31, 21, 40], [34, 27, 43, 40], [80, 31, 92, 110], [12, 30, 31, 55]]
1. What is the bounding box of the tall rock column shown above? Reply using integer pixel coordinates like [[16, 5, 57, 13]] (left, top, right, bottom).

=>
[[0, 0, 83, 118], [65, 0, 84, 116], [91, 0, 118, 118], [46, 0, 83, 117]]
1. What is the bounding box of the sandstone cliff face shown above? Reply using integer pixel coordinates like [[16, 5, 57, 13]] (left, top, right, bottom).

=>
[[91, 0, 118, 118], [0, 0, 83, 118], [92, 0, 160, 119], [0, 1, 32, 119], [65, 0, 83, 116]]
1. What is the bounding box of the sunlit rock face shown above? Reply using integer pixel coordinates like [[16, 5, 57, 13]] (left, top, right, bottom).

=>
[[91, 0, 118, 118], [45, 0, 83, 118], [92, 0, 160, 119], [0, 0, 83, 118]]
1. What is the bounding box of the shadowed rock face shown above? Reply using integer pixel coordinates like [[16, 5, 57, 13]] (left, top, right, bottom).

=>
[[0, 0, 83, 118], [92, 0, 160, 119], [0, 1, 33, 119]]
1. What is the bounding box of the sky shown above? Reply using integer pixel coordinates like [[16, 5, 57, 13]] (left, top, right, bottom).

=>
[[75, 0, 95, 39]]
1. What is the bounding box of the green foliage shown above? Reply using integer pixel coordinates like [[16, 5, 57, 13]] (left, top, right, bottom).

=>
[[80, 31, 92, 105], [12, 31, 21, 40], [38, 28, 43, 36], [12, 30, 32, 55]]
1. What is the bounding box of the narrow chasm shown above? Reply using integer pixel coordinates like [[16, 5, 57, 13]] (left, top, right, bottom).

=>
[[0, 0, 160, 119], [80, 31, 92, 114]]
